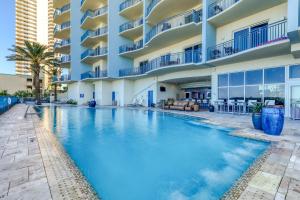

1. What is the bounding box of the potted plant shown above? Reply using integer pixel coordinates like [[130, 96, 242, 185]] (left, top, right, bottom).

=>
[[252, 102, 263, 130], [209, 104, 215, 112], [88, 99, 96, 108]]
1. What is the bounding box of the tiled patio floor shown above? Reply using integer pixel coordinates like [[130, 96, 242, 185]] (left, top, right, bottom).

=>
[[0, 105, 97, 200], [0, 104, 299, 199]]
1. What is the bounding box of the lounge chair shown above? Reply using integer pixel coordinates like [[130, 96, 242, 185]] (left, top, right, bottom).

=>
[[169, 101, 188, 111], [185, 101, 197, 111]]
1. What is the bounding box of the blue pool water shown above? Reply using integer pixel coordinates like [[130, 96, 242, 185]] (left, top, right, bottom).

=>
[[37, 106, 269, 200]]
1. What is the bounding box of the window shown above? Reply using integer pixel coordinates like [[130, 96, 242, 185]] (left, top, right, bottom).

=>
[[264, 67, 285, 84], [218, 74, 228, 87], [290, 65, 300, 79], [246, 69, 263, 85], [218, 88, 228, 100], [229, 72, 244, 86]]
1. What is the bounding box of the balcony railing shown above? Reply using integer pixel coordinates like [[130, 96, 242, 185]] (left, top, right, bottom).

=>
[[54, 4, 70, 18], [119, 18, 143, 33], [81, 6, 108, 24], [54, 21, 71, 33], [54, 39, 71, 48], [119, 0, 142, 12], [146, 9, 202, 43], [207, 20, 288, 60], [119, 49, 202, 76], [81, 70, 108, 80], [60, 55, 71, 63], [81, 47, 108, 60], [146, 0, 161, 16], [53, 74, 71, 82], [119, 39, 143, 54], [208, 0, 240, 18], [81, 26, 108, 42]]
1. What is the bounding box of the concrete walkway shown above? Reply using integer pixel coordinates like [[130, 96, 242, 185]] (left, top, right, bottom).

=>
[[0, 104, 97, 200]]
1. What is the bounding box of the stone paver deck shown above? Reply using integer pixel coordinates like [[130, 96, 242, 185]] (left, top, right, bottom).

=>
[[0, 104, 300, 200], [0, 105, 97, 200]]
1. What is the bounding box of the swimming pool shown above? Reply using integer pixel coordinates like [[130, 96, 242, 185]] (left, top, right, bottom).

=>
[[37, 106, 269, 200]]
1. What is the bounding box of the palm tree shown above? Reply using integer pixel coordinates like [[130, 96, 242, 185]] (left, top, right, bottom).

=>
[[49, 62, 61, 102], [7, 41, 55, 105]]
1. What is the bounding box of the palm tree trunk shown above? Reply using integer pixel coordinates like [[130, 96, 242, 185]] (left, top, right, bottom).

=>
[[33, 70, 41, 105], [54, 83, 57, 101]]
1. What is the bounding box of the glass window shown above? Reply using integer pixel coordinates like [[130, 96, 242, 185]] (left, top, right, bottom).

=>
[[229, 72, 244, 86], [264, 84, 285, 98], [218, 88, 228, 99], [246, 69, 263, 85], [218, 74, 228, 87], [229, 86, 244, 100], [290, 65, 300, 79], [245, 85, 263, 100], [264, 67, 285, 84]]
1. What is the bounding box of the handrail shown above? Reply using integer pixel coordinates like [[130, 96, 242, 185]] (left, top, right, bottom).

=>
[[81, 26, 108, 42], [54, 4, 70, 18], [54, 21, 71, 33], [119, 49, 202, 77], [119, 18, 143, 33], [146, 9, 202, 43], [207, 20, 287, 60], [146, 0, 161, 16], [119, 39, 143, 54], [81, 6, 108, 24], [54, 38, 71, 48], [208, 0, 240, 18], [119, 0, 142, 12], [81, 46, 108, 60], [81, 70, 108, 80]]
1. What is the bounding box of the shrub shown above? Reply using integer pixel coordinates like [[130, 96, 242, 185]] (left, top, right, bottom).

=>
[[66, 99, 77, 105]]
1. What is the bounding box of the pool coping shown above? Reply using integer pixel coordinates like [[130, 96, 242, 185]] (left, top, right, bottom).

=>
[[34, 105, 300, 200], [31, 107, 99, 200]]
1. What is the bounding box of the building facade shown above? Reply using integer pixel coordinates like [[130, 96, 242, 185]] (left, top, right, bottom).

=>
[[15, 0, 53, 90], [0, 73, 43, 94], [53, 0, 300, 117]]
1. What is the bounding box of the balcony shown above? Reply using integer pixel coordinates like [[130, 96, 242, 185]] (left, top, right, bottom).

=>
[[146, 0, 200, 25], [81, 70, 108, 81], [81, 47, 108, 65], [207, 20, 289, 65], [119, 18, 143, 40], [53, 0, 70, 9], [119, 0, 143, 20], [59, 55, 71, 68], [54, 21, 71, 39], [53, 4, 70, 24], [81, 6, 108, 30], [119, 49, 202, 77], [81, 27, 108, 47], [81, 0, 107, 11], [52, 74, 74, 84], [208, 0, 287, 27], [119, 39, 144, 58], [54, 39, 71, 54], [145, 9, 202, 50]]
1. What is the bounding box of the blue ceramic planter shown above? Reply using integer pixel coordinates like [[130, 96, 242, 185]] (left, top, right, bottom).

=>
[[252, 113, 262, 130], [88, 100, 96, 108], [262, 107, 284, 136]]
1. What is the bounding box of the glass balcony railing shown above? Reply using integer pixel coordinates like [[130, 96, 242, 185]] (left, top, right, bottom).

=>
[[81, 6, 108, 24], [53, 74, 71, 82], [119, 49, 202, 77], [119, 39, 143, 54], [146, 9, 202, 43], [60, 55, 71, 63], [208, 0, 240, 18], [81, 26, 108, 42], [119, 0, 142, 12], [207, 20, 288, 60], [81, 47, 108, 60], [54, 39, 71, 48], [54, 21, 71, 33], [81, 70, 108, 80], [146, 0, 161, 16], [119, 18, 143, 33], [53, 4, 70, 18]]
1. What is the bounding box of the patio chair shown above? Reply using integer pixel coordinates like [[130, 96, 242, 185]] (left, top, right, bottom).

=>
[[247, 100, 257, 113], [185, 101, 197, 111], [236, 100, 246, 114], [227, 99, 236, 113]]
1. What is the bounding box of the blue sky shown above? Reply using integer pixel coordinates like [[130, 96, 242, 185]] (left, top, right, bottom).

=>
[[0, 1, 15, 74]]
